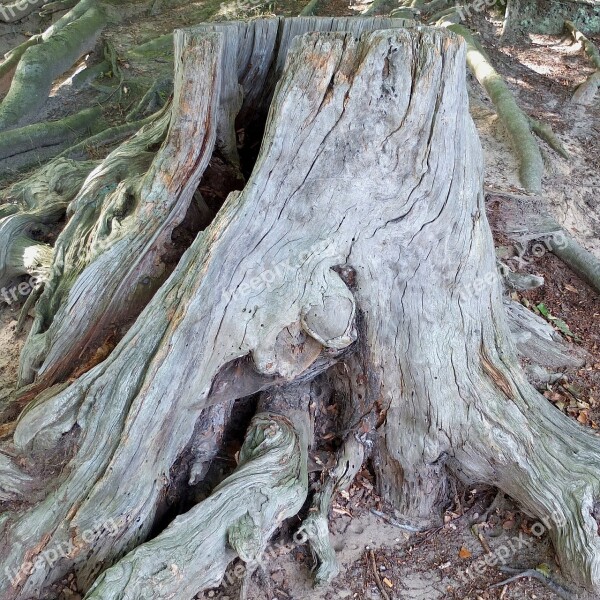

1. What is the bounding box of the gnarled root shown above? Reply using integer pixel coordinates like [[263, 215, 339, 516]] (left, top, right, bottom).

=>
[[298, 434, 365, 585], [17, 106, 171, 384], [83, 409, 309, 600], [0, 158, 98, 304], [542, 226, 600, 295], [0, 107, 104, 172]]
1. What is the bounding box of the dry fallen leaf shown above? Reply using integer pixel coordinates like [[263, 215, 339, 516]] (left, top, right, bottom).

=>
[[332, 507, 352, 517], [564, 284, 578, 293], [458, 546, 472, 559]]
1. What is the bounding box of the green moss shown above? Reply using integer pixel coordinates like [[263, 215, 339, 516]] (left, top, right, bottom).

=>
[[449, 24, 544, 192]]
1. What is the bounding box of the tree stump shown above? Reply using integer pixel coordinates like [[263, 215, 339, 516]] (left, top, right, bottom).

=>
[[2, 17, 600, 600]]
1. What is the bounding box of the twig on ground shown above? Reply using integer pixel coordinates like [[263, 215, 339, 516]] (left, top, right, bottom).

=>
[[370, 509, 421, 532], [369, 549, 391, 600], [490, 567, 573, 599]]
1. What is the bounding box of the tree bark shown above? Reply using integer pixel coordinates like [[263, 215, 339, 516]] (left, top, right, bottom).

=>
[[17, 16, 410, 390], [2, 18, 600, 600]]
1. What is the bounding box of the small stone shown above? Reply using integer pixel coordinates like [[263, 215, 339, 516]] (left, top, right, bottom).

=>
[[271, 571, 285, 585]]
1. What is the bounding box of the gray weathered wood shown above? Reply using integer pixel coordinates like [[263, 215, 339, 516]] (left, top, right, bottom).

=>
[[18, 16, 411, 390]]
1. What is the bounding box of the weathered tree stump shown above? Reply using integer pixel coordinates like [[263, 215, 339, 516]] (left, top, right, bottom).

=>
[[2, 17, 600, 600], [17, 16, 410, 391]]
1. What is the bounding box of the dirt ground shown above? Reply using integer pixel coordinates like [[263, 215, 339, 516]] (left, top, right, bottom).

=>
[[1, 2, 599, 600]]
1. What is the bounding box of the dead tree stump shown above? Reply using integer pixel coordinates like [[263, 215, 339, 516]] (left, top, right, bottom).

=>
[[2, 18, 600, 600]]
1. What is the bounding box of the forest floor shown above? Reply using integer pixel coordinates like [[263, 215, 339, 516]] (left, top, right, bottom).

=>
[[0, 1, 599, 599]]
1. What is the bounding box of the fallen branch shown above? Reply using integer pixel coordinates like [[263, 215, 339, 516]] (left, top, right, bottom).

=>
[[369, 549, 391, 600]]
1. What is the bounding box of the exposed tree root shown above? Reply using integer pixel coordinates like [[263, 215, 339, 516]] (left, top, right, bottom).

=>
[[361, 0, 396, 16], [544, 225, 600, 294], [16, 106, 171, 383], [0, 158, 98, 302], [39, 0, 79, 17], [300, 0, 322, 16], [125, 76, 172, 122], [2, 156, 98, 210], [298, 434, 365, 585], [0, 107, 104, 170], [444, 23, 545, 193], [500, 0, 519, 39], [505, 299, 587, 370], [16, 26, 227, 387], [0, 0, 108, 131], [528, 116, 569, 158], [389, 7, 417, 18], [57, 109, 162, 160], [0, 36, 41, 96], [565, 20, 600, 104], [427, 5, 459, 25], [498, 260, 545, 292], [0, 451, 33, 502], [420, 0, 451, 14], [84, 407, 309, 600]]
